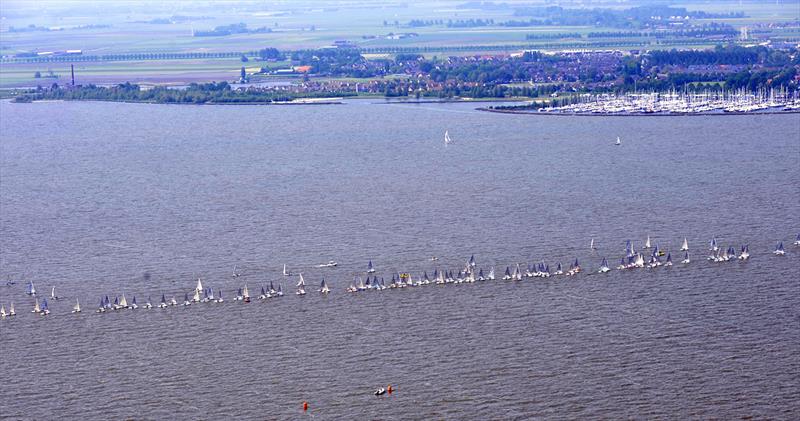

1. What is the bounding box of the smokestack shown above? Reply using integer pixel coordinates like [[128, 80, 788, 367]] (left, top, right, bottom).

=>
[[71, 64, 75, 86]]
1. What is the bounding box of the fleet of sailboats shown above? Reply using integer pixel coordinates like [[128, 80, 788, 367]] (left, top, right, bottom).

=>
[[2, 234, 796, 320]]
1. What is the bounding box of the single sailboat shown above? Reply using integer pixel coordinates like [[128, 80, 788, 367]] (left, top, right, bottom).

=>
[[319, 279, 330, 294], [72, 298, 81, 313], [774, 242, 785, 256], [444, 130, 453, 145], [680, 237, 689, 251], [26, 281, 36, 296], [296, 274, 307, 295], [615, 136, 621, 146], [367, 260, 375, 273]]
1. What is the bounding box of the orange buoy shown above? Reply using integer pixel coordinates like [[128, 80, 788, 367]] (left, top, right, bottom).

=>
[[387, 385, 393, 394], [303, 401, 308, 411]]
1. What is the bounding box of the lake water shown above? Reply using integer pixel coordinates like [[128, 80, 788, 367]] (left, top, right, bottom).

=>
[[1, 99, 798, 419]]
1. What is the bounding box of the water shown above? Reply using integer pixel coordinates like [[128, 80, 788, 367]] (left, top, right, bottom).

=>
[[1, 100, 798, 419]]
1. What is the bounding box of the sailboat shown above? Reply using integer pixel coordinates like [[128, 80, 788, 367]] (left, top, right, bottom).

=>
[[590, 238, 596, 250], [259, 286, 267, 300], [502, 266, 512, 280], [8, 303, 15, 316], [444, 130, 453, 145], [367, 260, 375, 273], [182, 293, 191, 306], [664, 253, 673, 267], [680, 238, 689, 251], [644, 236, 652, 249], [40, 298, 50, 315], [681, 251, 691, 264], [774, 242, 786, 256], [296, 274, 307, 295], [50, 286, 60, 300], [598, 258, 610, 273], [615, 136, 621, 146], [159, 294, 168, 308], [469, 255, 476, 267], [738, 245, 750, 260], [26, 281, 36, 296], [794, 233, 800, 246], [119, 293, 129, 309], [242, 284, 251, 303], [72, 299, 81, 313], [169, 296, 178, 306], [709, 238, 718, 251], [130, 296, 138, 309], [143, 297, 153, 309], [0, 304, 6, 318], [195, 278, 204, 293], [283, 264, 291, 276], [319, 279, 330, 294], [487, 267, 495, 280], [513, 263, 522, 281], [216, 290, 224, 303], [275, 283, 284, 297]]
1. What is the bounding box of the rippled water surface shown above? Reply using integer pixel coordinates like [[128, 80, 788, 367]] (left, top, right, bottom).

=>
[[1, 100, 799, 419]]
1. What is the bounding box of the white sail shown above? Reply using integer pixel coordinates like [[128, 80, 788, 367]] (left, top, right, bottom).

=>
[[297, 273, 306, 287], [51, 286, 56, 299], [0, 305, 6, 317], [644, 236, 651, 249], [195, 278, 203, 293], [9, 303, 15, 315], [283, 264, 289, 276], [681, 238, 689, 251], [73, 299, 81, 313], [192, 289, 201, 302], [590, 238, 595, 249], [242, 284, 250, 298], [615, 136, 621, 145], [33, 298, 41, 313], [444, 130, 453, 145], [120, 294, 128, 308]]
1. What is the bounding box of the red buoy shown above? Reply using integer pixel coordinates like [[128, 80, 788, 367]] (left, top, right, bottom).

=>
[[387, 385, 393, 394], [303, 401, 308, 411]]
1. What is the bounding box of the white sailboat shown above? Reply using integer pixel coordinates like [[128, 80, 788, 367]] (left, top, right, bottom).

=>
[[0, 304, 6, 318], [319, 279, 330, 294], [590, 238, 596, 250], [680, 238, 689, 251], [8, 303, 15, 316], [72, 299, 81, 313], [32, 297, 41, 313], [283, 264, 291, 276], [296, 274, 307, 295], [119, 294, 129, 309], [681, 251, 691, 264], [242, 284, 251, 302], [774, 242, 786, 256], [598, 258, 610, 273], [195, 278, 204, 294], [644, 236, 652, 249], [50, 286, 60, 300], [444, 130, 453, 145], [367, 260, 375, 273], [615, 136, 621, 146], [487, 267, 495, 280]]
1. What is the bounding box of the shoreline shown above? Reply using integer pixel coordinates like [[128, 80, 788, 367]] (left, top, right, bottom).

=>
[[478, 107, 800, 117]]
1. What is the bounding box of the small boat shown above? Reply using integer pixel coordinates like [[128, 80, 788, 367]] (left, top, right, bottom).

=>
[[615, 136, 621, 146], [374, 387, 387, 396], [444, 130, 453, 146], [0, 304, 6, 318], [283, 264, 292, 276], [502, 266, 512, 281], [680, 238, 689, 251], [296, 274, 306, 295], [130, 296, 138, 309], [243, 284, 251, 303], [216, 290, 224, 303], [590, 238, 596, 250], [709, 238, 718, 251], [182, 293, 191, 306], [26, 281, 36, 296], [598, 258, 610, 273], [681, 251, 691, 264], [119, 294, 129, 309], [367, 260, 375, 273], [8, 303, 15, 316], [40, 298, 50, 315], [317, 261, 338, 268], [644, 236, 652, 249], [738, 245, 750, 260], [319, 279, 330, 294], [487, 267, 495, 280], [159, 294, 168, 308], [430, 256, 438, 261], [664, 253, 673, 267], [143, 297, 153, 309], [232, 265, 241, 278], [169, 296, 178, 306], [50, 286, 60, 300], [72, 299, 81, 313], [794, 233, 800, 246], [774, 242, 785, 256], [259, 286, 268, 300], [468, 255, 476, 267]]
